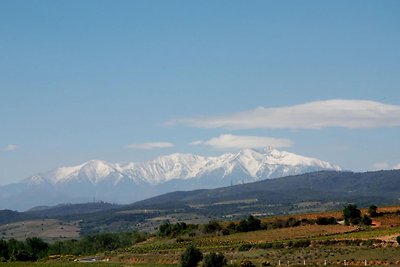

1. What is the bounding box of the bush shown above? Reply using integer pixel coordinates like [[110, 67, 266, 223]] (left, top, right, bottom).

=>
[[291, 239, 311, 248], [272, 242, 285, 249], [158, 221, 197, 237], [316, 217, 337, 225], [286, 217, 301, 227], [368, 205, 378, 217], [238, 244, 253, 251], [203, 221, 222, 234], [203, 252, 227, 267], [361, 215, 372, 226], [235, 215, 261, 232], [239, 259, 255, 267], [181, 245, 203, 267], [396, 236, 400, 245], [226, 222, 237, 233]]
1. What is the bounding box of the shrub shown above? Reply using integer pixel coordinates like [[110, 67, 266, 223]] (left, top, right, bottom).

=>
[[272, 242, 285, 249], [361, 215, 372, 226], [203, 252, 227, 267], [236, 215, 261, 232], [239, 259, 255, 267], [291, 239, 311, 248], [368, 205, 378, 217], [238, 244, 253, 251], [203, 221, 222, 234], [181, 245, 203, 267], [226, 222, 237, 233], [316, 217, 337, 225], [286, 217, 300, 227]]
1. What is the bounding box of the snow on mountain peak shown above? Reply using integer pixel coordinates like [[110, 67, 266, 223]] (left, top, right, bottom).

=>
[[79, 160, 118, 183], [25, 148, 341, 186]]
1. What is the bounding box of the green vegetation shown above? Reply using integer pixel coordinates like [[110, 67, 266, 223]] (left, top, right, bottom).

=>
[[343, 204, 361, 225], [158, 221, 198, 238], [0, 231, 146, 262], [3, 203, 400, 266], [368, 205, 378, 217], [239, 259, 255, 267], [51, 231, 147, 255], [180, 245, 203, 267], [0, 237, 48, 261], [203, 252, 227, 267], [315, 216, 337, 225], [0, 263, 169, 267]]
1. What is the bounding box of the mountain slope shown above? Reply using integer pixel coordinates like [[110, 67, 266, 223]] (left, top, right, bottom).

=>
[[0, 148, 340, 210], [133, 169, 400, 210]]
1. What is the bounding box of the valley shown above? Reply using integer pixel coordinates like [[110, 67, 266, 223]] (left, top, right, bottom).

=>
[[1, 169, 400, 266], [2, 205, 400, 266]]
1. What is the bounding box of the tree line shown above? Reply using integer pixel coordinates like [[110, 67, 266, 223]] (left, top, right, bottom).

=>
[[0, 231, 147, 262]]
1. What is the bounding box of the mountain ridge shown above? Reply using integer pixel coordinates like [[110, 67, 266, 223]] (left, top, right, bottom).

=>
[[24, 148, 341, 185], [1, 148, 341, 211], [2, 169, 400, 234]]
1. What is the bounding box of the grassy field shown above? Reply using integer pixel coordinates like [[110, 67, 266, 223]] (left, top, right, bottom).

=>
[[0, 219, 80, 242]]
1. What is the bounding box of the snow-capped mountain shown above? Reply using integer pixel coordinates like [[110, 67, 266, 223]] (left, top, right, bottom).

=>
[[0, 148, 341, 210]]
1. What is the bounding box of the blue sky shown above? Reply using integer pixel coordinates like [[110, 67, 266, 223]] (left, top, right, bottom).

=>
[[1, 0, 400, 184]]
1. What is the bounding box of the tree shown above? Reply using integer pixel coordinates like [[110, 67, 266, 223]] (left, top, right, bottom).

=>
[[237, 219, 249, 232], [226, 222, 237, 233], [343, 204, 361, 225], [158, 221, 172, 237], [25, 237, 49, 259], [368, 205, 378, 217], [246, 215, 261, 231], [7, 238, 25, 261], [203, 221, 222, 234], [361, 215, 372, 226], [236, 215, 261, 232], [203, 252, 227, 267], [0, 239, 9, 261], [180, 245, 203, 267]]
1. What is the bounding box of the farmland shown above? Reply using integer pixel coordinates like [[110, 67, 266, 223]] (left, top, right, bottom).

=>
[[107, 206, 400, 266], [0, 219, 80, 242], [2, 205, 400, 266]]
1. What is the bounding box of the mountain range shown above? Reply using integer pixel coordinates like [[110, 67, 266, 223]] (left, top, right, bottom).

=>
[[0, 148, 341, 211], [2, 169, 400, 234]]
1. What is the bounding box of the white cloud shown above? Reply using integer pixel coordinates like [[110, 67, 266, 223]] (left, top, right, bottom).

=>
[[168, 99, 400, 130], [372, 162, 391, 171], [190, 134, 293, 150], [372, 162, 400, 170], [3, 144, 17, 152], [125, 142, 174, 150]]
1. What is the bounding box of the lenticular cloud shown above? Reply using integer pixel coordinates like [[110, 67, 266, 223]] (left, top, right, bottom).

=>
[[191, 134, 293, 150], [169, 100, 400, 130]]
